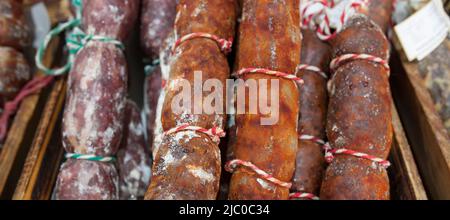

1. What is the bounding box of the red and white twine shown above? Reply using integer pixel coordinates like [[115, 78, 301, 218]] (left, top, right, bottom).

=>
[[225, 159, 292, 189], [234, 68, 304, 84], [330, 53, 390, 72], [323, 143, 391, 169], [173, 32, 233, 55], [316, 0, 368, 41], [300, 134, 391, 169], [299, 134, 327, 146], [301, 0, 329, 29], [296, 64, 328, 80], [164, 124, 226, 143], [289, 192, 320, 200]]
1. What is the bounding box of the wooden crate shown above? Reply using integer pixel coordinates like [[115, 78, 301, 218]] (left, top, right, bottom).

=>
[[390, 41, 450, 200], [0, 1, 69, 199]]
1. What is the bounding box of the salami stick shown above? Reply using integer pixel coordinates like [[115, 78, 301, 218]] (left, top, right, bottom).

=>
[[320, 15, 392, 200], [0, 0, 31, 108], [0, 47, 31, 108], [0, 0, 32, 142], [117, 100, 151, 200], [365, 0, 394, 34], [141, 0, 177, 153], [140, 0, 178, 61], [292, 29, 330, 197], [55, 0, 139, 200], [145, 0, 238, 200], [228, 0, 301, 200], [0, 0, 30, 51]]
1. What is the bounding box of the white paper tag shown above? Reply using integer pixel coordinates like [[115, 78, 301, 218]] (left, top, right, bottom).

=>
[[394, 0, 450, 61]]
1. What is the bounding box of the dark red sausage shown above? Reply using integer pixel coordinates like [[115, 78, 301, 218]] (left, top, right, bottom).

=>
[[117, 100, 151, 200], [320, 15, 392, 200], [292, 29, 330, 196]]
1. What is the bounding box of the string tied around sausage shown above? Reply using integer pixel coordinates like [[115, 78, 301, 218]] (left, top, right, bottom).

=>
[[164, 124, 226, 144], [301, 0, 330, 29], [300, 134, 391, 169], [233, 68, 304, 85], [316, 0, 369, 41], [296, 64, 329, 80], [323, 143, 392, 169], [172, 32, 233, 55], [328, 53, 390, 94], [330, 53, 390, 73], [35, 0, 125, 76], [289, 192, 320, 200], [225, 159, 292, 189], [65, 153, 116, 163]]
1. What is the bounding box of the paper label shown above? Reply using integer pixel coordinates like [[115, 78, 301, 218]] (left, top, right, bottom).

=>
[[394, 0, 450, 61]]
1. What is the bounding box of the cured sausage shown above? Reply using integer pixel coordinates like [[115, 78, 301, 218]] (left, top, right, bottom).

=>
[[140, 0, 178, 60], [0, 0, 31, 108], [150, 33, 175, 158], [365, 0, 394, 34], [117, 100, 151, 200], [145, 0, 238, 200], [141, 0, 177, 153], [0, 0, 31, 51], [228, 0, 301, 200], [320, 15, 392, 200], [55, 0, 139, 200], [0, 47, 31, 107], [292, 29, 330, 197]]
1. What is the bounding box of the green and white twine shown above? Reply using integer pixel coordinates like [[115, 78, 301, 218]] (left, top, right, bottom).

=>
[[66, 153, 116, 163], [35, 0, 125, 76]]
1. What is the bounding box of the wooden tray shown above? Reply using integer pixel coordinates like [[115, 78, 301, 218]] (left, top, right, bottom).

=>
[[0, 1, 69, 199], [390, 41, 450, 200]]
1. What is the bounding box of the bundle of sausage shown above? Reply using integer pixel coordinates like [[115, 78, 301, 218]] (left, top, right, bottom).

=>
[[54, 0, 139, 200], [0, 0, 31, 113], [145, 0, 238, 200], [292, 28, 330, 199], [320, 13, 392, 200], [227, 0, 302, 200]]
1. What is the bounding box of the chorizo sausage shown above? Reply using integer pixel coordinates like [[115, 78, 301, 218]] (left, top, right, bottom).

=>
[[228, 0, 301, 200], [145, 0, 238, 200], [320, 15, 392, 200], [365, 0, 394, 34], [292, 29, 330, 196]]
